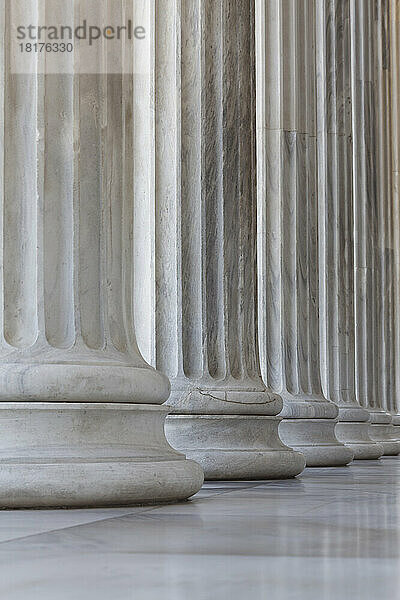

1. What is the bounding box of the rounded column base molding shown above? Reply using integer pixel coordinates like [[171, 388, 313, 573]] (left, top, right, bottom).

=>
[[0, 364, 170, 405], [0, 403, 204, 508], [337, 405, 371, 423], [279, 395, 339, 420], [165, 415, 306, 480], [369, 424, 400, 456], [335, 422, 384, 460], [368, 410, 392, 424], [167, 388, 282, 416], [390, 414, 400, 429], [279, 419, 354, 467], [391, 418, 400, 443]]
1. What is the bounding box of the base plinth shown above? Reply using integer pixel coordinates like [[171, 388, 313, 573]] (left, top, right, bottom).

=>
[[165, 415, 306, 480], [335, 422, 384, 460], [369, 423, 400, 456], [0, 403, 204, 508], [279, 419, 354, 467]]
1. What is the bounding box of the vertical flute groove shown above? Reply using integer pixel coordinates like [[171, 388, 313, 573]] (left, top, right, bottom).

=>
[[3, 2, 39, 348]]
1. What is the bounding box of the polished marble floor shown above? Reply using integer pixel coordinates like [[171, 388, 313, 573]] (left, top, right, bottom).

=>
[[1, 458, 400, 599]]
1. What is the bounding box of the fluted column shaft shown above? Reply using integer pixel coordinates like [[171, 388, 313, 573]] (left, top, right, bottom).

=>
[[390, 0, 400, 436], [257, 0, 352, 467], [1, 2, 157, 401], [135, 0, 305, 480], [318, 0, 383, 459], [0, 0, 203, 506], [351, 1, 375, 422], [360, 0, 400, 454]]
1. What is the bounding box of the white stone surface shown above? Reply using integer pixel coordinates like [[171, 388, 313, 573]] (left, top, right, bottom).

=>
[[317, 0, 382, 460], [371, 0, 400, 454], [369, 412, 400, 456], [279, 418, 353, 468], [256, 0, 352, 466], [350, 1, 382, 443], [335, 422, 384, 460], [0, 7, 167, 402], [390, 0, 400, 440], [165, 415, 305, 480], [134, 0, 304, 480], [0, 403, 203, 508], [1, 0, 399, 507], [353, 1, 400, 455], [0, 460, 399, 599], [0, 1, 203, 506]]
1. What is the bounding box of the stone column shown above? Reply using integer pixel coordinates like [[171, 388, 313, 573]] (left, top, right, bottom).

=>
[[0, 0, 203, 507], [390, 0, 400, 438], [369, 1, 400, 455], [134, 0, 305, 480], [351, 0, 399, 455], [318, 0, 383, 459], [257, 0, 353, 466], [371, 0, 400, 455]]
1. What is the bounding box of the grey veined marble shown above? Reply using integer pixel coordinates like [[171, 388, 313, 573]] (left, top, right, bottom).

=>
[[134, 0, 305, 480], [389, 0, 400, 442], [0, 0, 203, 507], [351, 0, 400, 455], [256, 0, 352, 466], [318, 0, 383, 460]]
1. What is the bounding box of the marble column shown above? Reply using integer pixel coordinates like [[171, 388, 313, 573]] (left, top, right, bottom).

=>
[[350, 0, 400, 455], [318, 0, 383, 459], [257, 0, 353, 467], [389, 0, 400, 439], [134, 0, 305, 480], [0, 0, 203, 507], [371, 0, 400, 454]]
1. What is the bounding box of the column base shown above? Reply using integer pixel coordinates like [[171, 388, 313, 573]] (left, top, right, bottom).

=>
[[168, 387, 282, 415], [369, 424, 400, 455], [0, 403, 204, 508], [279, 419, 354, 467], [389, 415, 400, 442], [165, 415, 306, 480], [391, 414, 400, 427], [335, 422, 384, 460]]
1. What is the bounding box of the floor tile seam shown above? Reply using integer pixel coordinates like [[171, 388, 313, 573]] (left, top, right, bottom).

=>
[[0, 508, 163, 546]]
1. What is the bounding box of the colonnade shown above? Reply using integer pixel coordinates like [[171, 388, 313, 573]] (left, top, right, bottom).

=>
[[0, 0, 399, 506]]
